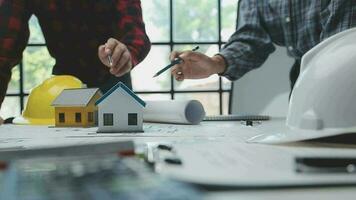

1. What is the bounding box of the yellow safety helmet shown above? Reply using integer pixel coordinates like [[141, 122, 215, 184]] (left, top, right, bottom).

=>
[[13, 75, 83, 125]]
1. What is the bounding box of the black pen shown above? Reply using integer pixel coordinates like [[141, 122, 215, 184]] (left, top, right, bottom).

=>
[[295, 157, 356, 174], [153, 46, 199, 78]]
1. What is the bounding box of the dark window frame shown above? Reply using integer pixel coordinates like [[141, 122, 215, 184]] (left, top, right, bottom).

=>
[[75, 112, 82, 123], [128, 113, 138, 126], [88, 112, 94, 123], [5, 0, 234, 115], [59, 113, 65, 123], [103, 113, 113, 126]]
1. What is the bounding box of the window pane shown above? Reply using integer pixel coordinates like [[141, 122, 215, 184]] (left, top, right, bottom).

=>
[[138, 94, 171, 101], [132, 45, 171, 92], [222, 92, 230, 115], [222, 77, 232, 90], [173, 45, 219, 91], [221, 0, 238, 42], [23, 47, 55, 92], [173, 0, 218, 42], [75, 113, 81, 123], [88, 112, 94, 122], [23, 96, 29, 113], [59, 113, 65, 123], [128, 113, 138, 126], [142, 0, 169, 42], [7, 65, 20, 94], [174, 93, 220, 115], [95, 111, 98, 125], [28, 15, 46, 44], [0, 97, 20, 119], [103, 113, 113, 126]]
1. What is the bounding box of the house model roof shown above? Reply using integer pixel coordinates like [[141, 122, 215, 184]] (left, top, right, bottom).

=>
[[52, 88, 100, 107], [95, 82, 146, 107]]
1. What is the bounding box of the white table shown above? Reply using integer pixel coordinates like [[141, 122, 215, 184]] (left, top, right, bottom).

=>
[[1, 119, 356, 200]]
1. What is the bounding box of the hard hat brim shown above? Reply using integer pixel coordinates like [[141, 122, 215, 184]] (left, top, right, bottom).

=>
[[247, 118, 356, 144], [13, 116, 55, 126]]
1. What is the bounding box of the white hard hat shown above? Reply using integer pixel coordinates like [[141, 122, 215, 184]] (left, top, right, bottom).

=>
[[287, 27, 356, 133], [249, 27, 356, 144]]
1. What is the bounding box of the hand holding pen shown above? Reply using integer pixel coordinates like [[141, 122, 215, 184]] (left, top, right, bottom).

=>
[[168, 47, 227, 81], [153, 46, 199, 78], [98, 38, 133, 77]]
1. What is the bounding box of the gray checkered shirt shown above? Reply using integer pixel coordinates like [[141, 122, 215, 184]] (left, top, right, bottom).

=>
[[220, 0, 356, 81]]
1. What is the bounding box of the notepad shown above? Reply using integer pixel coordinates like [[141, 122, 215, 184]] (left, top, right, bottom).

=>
[[204, 115, 270, 121]]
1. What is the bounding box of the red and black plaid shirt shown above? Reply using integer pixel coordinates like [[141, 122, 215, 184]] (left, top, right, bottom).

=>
[[0, 0, 151, 107]]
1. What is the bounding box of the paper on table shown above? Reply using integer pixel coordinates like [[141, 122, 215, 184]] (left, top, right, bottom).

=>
[[143, 100, 205, 125], [156, 142, 356, 188]]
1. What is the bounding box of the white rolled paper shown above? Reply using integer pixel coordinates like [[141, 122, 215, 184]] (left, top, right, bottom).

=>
[[143, 100, 206, 125]]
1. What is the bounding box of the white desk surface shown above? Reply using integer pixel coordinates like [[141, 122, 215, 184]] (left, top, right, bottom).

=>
[[1, 119, 356, 200]]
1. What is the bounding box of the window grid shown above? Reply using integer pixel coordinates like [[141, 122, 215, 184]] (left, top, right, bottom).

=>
[[19, 62, 25, 111], [128, 113, 138, 126], [5, 0, 232, 115], [103, 113, 113, 126]]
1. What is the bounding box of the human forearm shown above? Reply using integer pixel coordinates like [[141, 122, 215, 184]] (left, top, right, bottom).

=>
[[218, 41, 275, 81], [116, 0, 151, 67], [125, 34, 151, 67], [0, 63, 12, 109], [218, 31, 276, 81], [218, 0, 275, 81], [211, 55, 227, 75], [0, 0, 30, 108]]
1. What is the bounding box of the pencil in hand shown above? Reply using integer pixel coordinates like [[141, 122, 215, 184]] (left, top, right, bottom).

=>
[[153, 46, 200, 78]]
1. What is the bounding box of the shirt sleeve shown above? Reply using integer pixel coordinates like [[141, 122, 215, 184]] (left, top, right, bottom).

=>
[[0, 0, 30, 109], [319, 0, 356, 41], [115, 0, 151, 67], [218, 0, 275, 81]]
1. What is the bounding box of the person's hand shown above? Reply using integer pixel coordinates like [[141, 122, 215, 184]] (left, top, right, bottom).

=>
[[170, 51, 226, 81], [0, 116, 3, 126], [98, 38, 133, 77]]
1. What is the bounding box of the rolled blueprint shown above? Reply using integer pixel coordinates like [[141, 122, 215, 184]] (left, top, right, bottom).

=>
[[143, 100, 206, 125]]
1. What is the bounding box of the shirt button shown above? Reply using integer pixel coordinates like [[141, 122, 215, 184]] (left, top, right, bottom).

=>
[[288, 46, 294, 51], [285, 17, 291, 23]]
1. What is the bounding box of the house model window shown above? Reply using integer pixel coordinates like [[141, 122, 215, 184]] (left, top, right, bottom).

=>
[[88, 112, 94, 123], [59, 113, 65, 123], [128, 113, 138, 126], [103, 113, 113, 126], [75, 113, 82, 123]]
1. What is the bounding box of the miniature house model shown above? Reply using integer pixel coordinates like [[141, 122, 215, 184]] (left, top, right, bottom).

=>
[[51, 88, 102, 127], [95, 82, 146, 133]]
